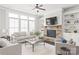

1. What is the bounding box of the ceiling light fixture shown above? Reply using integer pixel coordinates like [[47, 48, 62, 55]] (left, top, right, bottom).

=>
[[32, 4, 46, 16]]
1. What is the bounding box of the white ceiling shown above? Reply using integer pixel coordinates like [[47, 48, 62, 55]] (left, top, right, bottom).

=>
[[0, 4, 75, 16]]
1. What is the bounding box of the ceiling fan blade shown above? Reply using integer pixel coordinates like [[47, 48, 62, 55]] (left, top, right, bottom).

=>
[[36, 4, 43, 8], [39, 4, 43, 7], [37, 8, 46, 11], [36, 4, 39, 6], [32, 4, 46, 11]]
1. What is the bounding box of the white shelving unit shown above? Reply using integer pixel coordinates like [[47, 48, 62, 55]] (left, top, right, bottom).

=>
[[63, 13, 79, 33]]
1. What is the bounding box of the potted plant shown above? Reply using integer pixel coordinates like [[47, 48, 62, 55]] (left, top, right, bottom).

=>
[[34, 32, 41, 36], [34, 32, 41, 39]]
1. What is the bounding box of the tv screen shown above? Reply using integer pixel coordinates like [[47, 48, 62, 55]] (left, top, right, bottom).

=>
[[46, 17, 57, 25], [47, 30, 56, 38]]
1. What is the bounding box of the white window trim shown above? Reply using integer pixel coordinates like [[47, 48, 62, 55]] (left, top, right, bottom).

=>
[[8, 12, 36, 35]]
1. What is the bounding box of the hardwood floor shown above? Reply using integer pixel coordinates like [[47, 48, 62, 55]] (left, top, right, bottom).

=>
[[21, 43, 56, 55]]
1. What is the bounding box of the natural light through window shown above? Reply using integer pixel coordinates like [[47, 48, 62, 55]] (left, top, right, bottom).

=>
[[9, 13, 19, 35], [20, 15, 28, 32], [9, 13, 35, 35], [29, 17, 35, 32]]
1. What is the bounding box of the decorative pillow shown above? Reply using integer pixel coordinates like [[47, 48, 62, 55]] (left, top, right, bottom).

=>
[[0, 45, 4, 48], [0, 41, 6, 47], [61, 37, 67, 43]]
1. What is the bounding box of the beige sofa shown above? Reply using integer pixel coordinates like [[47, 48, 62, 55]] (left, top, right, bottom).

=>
[[11, 32, 36, 43], [11, 32, 29, 43]]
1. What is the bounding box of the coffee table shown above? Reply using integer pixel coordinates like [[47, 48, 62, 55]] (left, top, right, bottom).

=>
[[26, 38, 43, 52]]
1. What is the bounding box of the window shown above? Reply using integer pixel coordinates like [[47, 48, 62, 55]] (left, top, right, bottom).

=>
[[9, 13, 19, 18], [8, 13, 35, 35], [29, 20, 35, 32], [20, 15, 28, 19], [29, 17, 35, 20], [20, 15, 28, 32], [9, 13, 19, 35], [29, 17, 35, 32]]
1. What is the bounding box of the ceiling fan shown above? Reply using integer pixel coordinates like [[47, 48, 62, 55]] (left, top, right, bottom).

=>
[[32, 4, 46, 11]]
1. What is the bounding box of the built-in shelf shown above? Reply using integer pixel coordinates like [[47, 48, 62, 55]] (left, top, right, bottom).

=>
[[63, 13, 79, 33]]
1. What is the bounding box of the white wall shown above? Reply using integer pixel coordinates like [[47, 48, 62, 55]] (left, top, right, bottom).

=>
[[0, 8, 8, 36], [35, 17, 41, 31]]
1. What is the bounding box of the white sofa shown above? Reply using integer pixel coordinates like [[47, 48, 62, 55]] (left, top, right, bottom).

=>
[[11, 32, 36, 43], [11, 32, 29, 43]]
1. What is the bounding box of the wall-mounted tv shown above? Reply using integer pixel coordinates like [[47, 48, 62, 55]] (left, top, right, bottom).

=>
[[47, 30, 56, 38], [46, 17, 58, 25]]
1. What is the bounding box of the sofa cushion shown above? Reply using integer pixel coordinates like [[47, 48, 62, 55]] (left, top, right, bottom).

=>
[[12, 32, 27, 37], [15, 36, 29, 40]]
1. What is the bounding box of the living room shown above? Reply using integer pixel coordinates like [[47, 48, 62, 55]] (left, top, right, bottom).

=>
[[0, 4, 79, 55]]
